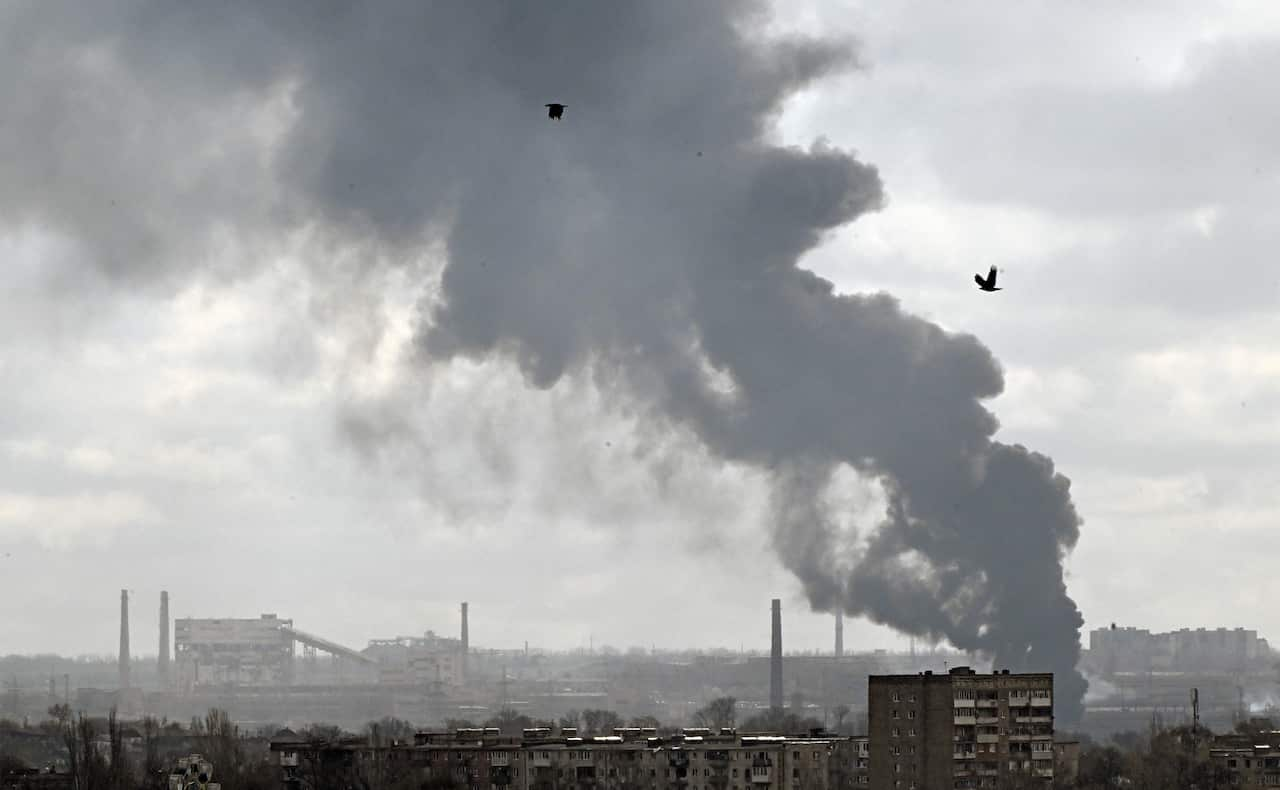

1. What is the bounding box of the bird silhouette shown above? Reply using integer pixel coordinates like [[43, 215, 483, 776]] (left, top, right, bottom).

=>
[[545, 103, 566, 120], [974, 266, 1002, 292]]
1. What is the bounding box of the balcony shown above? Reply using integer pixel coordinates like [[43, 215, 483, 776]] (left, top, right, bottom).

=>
[[953, 697, 976, 708], [975, 698, 999, 708], [532, 755, 552, 768], [953, 750, 976, 760], [976, 734, 999, 744], [490, 753, 511, 767], [750, 767, 772, 784], [954, 715, 977, 725], [1007, 694, 1030, 706]]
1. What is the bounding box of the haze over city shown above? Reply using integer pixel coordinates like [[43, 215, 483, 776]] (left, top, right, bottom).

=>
[[2, 0, 1279, 726]]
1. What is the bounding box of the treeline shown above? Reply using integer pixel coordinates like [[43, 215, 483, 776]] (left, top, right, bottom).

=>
[[0, 706, 279, 790], [1070, 717, 1280, 790]]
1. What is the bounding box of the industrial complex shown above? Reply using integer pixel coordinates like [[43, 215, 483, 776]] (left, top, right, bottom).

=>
[[2, 590, 1275, 756], [8, 591, 1280, 788]]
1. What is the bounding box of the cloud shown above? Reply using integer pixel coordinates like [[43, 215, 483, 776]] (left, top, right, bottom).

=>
[[0, 491, 157, 549]]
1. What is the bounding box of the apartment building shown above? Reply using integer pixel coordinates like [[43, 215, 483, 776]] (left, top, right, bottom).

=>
[[270, 726, 869, 790], [868, 667, 1054, 789], [1209, 731, 1280, 786]]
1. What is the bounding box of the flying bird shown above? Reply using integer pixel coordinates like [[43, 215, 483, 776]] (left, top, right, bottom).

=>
[[974, 266, 1002, 292], [545, 103, 566, 120]]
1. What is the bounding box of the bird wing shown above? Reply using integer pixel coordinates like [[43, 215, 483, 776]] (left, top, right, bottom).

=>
[[987, 266, 998, 286], [974, 273, 986, 287]]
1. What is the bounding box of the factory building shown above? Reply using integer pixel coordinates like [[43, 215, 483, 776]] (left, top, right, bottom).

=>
[[175, 615, 298, 689], [868, 667, 1054, 789], [174, 614, 372, 691], [270, 727, 869, 790], [363, 631, 464, 688]]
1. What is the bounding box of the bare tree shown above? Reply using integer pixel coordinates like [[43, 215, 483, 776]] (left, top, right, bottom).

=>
[[830, 705, 850, 734], [76, 714, 106, 790], [692, 698, 737, 730], [141, 717, 164, 790], [105, 709, 133, 790], [201, 708, 246, 789], [365, 718, 415, 745], [558, 711, 580, 732], [580, 710, 622, 737], [483, 709, 535, 736]]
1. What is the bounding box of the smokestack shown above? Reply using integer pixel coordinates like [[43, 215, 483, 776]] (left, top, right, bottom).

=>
[[835, 610, 844, 658], [158, 591, 170, 687], [770, 599, 783, 710], [118, 589, 130, 690], [460, 602, 469, 680]]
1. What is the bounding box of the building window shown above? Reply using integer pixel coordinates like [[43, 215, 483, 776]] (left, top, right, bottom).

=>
[[892, 728, 899, 737], [892, 692, 900, 702], [907, 710, 915, 719], [909, 729, 916, 737], [893, 710, 900, 719]]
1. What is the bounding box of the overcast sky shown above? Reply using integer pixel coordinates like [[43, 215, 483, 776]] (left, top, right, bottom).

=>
[[2, 1, 1280, 660]]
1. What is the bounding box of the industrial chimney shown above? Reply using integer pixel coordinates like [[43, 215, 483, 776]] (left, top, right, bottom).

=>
[[158, 591, 170, 687], [835, 609, 844, 658], [770, 599, 783, 710], [460, 602, 469, 680], [118, 589, 131, 690]]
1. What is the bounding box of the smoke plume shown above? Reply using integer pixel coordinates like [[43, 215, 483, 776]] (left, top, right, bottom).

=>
[[0, 1, 1086, 718]]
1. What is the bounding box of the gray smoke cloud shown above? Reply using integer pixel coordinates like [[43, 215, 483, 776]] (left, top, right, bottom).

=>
[[1, 1, 1086, 718]]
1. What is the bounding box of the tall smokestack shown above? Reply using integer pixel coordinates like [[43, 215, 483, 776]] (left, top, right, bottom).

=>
[[158, 591, 170, 687], [460, 602, 469, 680], [770, 599, 783, 710], [118, 589, 130, 690], [835, 609, 844, 658]]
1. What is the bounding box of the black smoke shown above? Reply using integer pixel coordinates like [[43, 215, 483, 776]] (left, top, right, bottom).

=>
[[0, 0, 1086, 719]]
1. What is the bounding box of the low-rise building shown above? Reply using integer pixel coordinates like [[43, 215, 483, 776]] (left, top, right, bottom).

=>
[[270, 726, 868, 790], [1209, 731, 1280, 787]]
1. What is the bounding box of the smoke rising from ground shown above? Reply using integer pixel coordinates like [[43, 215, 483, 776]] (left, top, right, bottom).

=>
[[0, 1, 1085, 718]]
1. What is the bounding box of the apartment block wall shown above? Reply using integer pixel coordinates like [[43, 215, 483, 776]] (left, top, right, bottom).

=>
[[869, 668, 1054, 790], [270, 729, 868, 790]]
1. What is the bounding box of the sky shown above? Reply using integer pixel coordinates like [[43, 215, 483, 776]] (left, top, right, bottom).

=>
[[2, 1, 1280, 662]]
